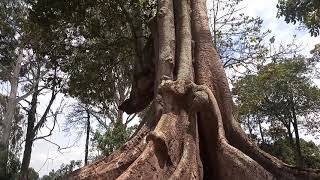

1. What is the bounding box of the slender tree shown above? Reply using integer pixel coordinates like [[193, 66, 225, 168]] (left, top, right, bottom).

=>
[[0, 0, 36, 176], [64, 103, 93, 166], [19, 62, 63, 179]]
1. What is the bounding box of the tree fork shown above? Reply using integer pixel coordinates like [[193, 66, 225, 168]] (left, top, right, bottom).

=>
[[67, 0, 320, 179]]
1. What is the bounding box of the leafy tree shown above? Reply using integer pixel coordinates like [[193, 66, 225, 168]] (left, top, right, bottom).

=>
[[261, 137, 296, 165], [277, 0, 320, 36], [40, 160, 82, 180], [26, 0, 152, 162], [64, 103, 95, 165], [0, 0, 29, 175], [261, 138, 320, 169], [27, 168, 39, 180], [92, 124, 137, 156], [19, 58, 64, 179], [26, 0, 154, 108], [233, 58, 320, 166], [209, 0, 300, 73]]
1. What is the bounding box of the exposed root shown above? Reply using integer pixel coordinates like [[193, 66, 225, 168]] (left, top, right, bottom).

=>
[[169, 115, 203, 180], [227, 121, 320, 180], [200, 82, 320, 180], [66, 126, 150, 179], [114, 109, 201, 180]]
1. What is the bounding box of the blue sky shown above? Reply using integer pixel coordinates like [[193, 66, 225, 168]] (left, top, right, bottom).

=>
[[239, 0, 319, 54], [29, 0, 320, 177]]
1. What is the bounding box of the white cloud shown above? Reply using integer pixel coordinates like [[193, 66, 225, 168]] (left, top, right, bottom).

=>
[[240, 0, 320, 55]]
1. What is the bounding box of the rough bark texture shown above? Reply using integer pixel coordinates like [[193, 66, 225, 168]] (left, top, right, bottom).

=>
[[67, 0, 320, 179]]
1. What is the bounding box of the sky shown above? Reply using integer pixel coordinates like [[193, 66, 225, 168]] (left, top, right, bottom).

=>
[[29, 0, 320, 177]]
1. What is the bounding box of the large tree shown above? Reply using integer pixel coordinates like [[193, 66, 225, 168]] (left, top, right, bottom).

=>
[[64, 0, 320, 179]]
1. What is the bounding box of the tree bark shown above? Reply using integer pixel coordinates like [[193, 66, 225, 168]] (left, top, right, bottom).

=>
[[20, 69, 40, 180], [291, 104, 303, 167], [257, 117, 265, 144], [0, 50, 23, 175], [66, 0, 320, 179], [246, 115, 253, 138]]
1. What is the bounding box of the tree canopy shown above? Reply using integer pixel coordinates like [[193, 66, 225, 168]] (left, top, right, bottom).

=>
[[277, 0, 320, 36]]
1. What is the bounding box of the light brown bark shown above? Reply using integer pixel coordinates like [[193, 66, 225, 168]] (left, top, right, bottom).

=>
[[66, 0, 320, 179], [0, 51, 23, 147], [0, 50, 23, 175]]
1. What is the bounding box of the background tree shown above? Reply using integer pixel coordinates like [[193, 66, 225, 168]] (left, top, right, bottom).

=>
[[26, 0, 154, 164], [233, 57, 320, 167], [64, 103, 93, 165], [26, 168, 39, 180], [209, 0, 301, 73], [39, 160, 82, 180], [277, 0, 320, 36], [0, 1, 29, 176]]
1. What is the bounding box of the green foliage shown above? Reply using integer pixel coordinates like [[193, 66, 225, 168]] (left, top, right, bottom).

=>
[[40, 160, 82, 180], [277, 0, 320, 36], [0, 0, 25, 79], [27, 0, 155, 107], [261, 138, 320, 168], [301, 140, 320, 168], [261, 138, 295, 165], [27, 167, 39, 180], [0, 105, 23, 179], [234, 57, 320, 167], [0, 145, 21, 180], [210, 0, 300, 78], [210, 0, 268, 68], [234, 58, 320, 129], [93, 124, 137, 156]]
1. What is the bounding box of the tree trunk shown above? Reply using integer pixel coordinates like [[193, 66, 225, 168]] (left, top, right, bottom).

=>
[[85, 111, 91, 166], [287, 125, 299, 163], [291, 105, 303, 167], [257, 117, 265, 144], [66, 0, 320, 179], [246, 115, 253, 139], [0, 50, 23, 175], [20, 65, 57, 180], [20, 75, 39, 180]]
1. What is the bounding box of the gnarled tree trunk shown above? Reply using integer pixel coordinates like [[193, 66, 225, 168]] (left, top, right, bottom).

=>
[[67, 0, 320, 179]]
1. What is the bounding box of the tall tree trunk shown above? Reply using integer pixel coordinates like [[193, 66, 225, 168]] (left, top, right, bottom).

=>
[[291, 105, 303, 167], [257, 117, 265, 144], [20, 65, 57, 180], [287, 125, 298, 159], [246, 115, 253, 138], [67, 0, 320, 179], [85, 110, 91, 166], [20, 75, 40, 180], [285, 119, 302, 168], [0, 50, 23, 175]]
